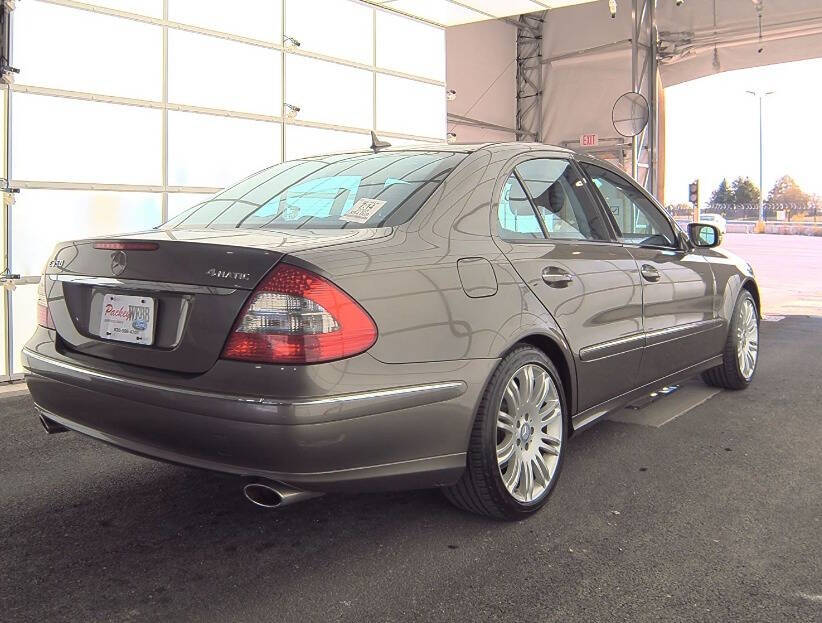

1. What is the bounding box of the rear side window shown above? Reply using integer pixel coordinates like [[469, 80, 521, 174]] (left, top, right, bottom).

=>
[[498, 174, 544, 239], [163, 151, 466, 230]]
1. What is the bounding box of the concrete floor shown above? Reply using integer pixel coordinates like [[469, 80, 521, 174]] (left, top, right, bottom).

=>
[[2, 316, 821, 622]]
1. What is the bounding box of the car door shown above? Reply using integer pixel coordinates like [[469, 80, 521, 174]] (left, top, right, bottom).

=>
[[579, 161, 722, 384], [493, 154, 645, 412]]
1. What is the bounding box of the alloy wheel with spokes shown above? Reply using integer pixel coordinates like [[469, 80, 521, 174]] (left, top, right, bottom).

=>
[[443, 346, 568, 520], [736, 297, 759, 380], [496, 364, 563, 503], [702, 290, 759, 390]]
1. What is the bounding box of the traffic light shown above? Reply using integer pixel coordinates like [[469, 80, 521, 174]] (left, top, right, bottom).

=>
[[688, 180, 699, 205]]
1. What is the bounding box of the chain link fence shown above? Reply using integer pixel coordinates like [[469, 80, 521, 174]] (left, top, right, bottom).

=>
[[704, 203, 820, 222], [666, 203, 820, 222]]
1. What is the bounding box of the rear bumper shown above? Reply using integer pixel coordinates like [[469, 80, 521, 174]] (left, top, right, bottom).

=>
[[23, 347, 497, 492]]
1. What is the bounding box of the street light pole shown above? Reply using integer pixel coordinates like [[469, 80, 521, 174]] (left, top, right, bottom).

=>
[[746, 90, 774, 224]]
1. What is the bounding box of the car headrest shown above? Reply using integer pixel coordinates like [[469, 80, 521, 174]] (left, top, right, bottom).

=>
[[533, 181, 565, 215]]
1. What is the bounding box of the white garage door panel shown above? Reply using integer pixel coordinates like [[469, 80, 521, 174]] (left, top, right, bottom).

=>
[[286, 0, 373, 65], [14, 1, 162, 101], [286, 55, 373, 129], [168, 111, 281, 188], [0, 93, 5, 176], [11, 190, 163, 278], [12, 285, 38, 375], [167, 193, 216, 220], [1, 0, 446, 375], [285, 125, 370, 160], [168, 0, 282, 42], [84, 0, 163, 18], [11, 93, 162, 186], [376, 11, 445, 81], [377, 74, 446, 138], [168, 29, 281, 114]]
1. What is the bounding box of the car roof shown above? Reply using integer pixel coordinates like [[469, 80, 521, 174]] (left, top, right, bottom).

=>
[[299, 141, 577, 160], [380, 141, 575, 154]]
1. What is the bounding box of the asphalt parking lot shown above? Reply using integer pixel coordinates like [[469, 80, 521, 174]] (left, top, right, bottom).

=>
[[722, 233, 822, 316], [2, 315, 821, 622]]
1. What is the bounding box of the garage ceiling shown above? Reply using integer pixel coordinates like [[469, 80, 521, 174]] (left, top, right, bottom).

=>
[[366, 0, 597, 26]]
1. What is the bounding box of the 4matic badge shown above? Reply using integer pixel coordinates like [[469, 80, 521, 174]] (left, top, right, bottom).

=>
[[206, 268, 250, 281]]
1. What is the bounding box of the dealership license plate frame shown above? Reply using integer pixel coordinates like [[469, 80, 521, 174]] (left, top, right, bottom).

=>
[[98, 293, 157, 346]]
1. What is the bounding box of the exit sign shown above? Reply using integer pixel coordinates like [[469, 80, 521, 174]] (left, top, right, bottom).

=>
[[580, 133, 599, 147]]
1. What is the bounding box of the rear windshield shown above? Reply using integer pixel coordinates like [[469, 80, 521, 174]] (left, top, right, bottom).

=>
[[162, 151, 466, 230]]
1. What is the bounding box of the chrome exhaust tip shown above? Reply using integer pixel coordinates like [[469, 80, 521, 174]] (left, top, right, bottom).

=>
[[38, 412, 69, 434], [242, 481, 323, 509]]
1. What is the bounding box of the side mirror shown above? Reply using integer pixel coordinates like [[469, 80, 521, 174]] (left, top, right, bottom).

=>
[[688, 223, 721, 248]]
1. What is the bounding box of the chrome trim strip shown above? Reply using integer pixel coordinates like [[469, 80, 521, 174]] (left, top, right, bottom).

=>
[[579, 319, 725, 361], [579, 332, 645, 361], [645, 318, 724, 346], [22, 348, 465, 409], [49, 274, 237, 296], [292, 382, 466, 406]]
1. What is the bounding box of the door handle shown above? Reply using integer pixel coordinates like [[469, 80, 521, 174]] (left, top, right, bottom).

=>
[[640, 264, 661, 282], [541, 267, 574, 287]]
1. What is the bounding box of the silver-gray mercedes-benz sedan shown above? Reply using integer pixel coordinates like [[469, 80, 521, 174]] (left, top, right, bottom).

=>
[[24, 143, 760, 519]]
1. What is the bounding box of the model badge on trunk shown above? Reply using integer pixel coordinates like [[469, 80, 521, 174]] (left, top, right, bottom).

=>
[[111, 251, 127, 276], [207, 268, 250, 281]]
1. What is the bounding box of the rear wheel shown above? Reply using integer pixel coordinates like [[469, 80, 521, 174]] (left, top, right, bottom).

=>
[[443, 346, 567, 520], [702, 290, 759, 390]]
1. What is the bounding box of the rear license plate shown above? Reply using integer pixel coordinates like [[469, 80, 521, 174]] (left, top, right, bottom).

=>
[[99, 293, 156, 345]]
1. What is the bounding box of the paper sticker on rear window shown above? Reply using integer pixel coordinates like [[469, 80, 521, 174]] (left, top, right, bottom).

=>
[[340, 198, 387, 224]]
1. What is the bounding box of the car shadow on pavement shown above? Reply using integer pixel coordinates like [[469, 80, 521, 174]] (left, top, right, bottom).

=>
[[4, 426, 564, 621]]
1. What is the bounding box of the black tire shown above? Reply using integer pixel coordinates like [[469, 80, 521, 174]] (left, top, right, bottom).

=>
[[701, 290, 759, 390], [443, 346, 568, 520]]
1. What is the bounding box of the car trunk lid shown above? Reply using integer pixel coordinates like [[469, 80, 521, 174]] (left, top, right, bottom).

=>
[[43, 227, 389, 373]]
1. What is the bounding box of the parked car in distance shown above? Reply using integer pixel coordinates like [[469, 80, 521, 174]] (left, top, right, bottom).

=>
[[697, 212, 727, 235], [24, 143, 760, 520]]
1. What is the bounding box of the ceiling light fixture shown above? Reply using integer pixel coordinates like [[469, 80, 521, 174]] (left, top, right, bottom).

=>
[[608, 0, 617, 19]]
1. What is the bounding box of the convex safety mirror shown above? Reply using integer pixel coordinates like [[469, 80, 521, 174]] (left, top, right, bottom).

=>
[[612, 91, 649, 137]]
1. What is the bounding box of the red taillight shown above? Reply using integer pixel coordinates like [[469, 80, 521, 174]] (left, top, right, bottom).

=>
[[93, 241, 159, 251], [221, 264, 377, 364], [37, 279, 55, 330]]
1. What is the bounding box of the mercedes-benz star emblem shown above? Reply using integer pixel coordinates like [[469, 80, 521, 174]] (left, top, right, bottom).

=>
[[111, 251, 127, 276]]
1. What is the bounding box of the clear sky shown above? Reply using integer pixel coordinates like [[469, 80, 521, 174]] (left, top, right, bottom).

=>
[[664, 57, 822, 205]]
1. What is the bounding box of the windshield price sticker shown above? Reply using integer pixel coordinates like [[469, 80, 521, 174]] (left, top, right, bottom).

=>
[[340, 198, 387, 224]]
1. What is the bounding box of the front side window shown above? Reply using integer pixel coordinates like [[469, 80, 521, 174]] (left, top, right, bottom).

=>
[[581, 163, 677, 248], [162, 151, 466, 230]]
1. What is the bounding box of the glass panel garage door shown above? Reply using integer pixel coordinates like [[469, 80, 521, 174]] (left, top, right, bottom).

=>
[[0, 0, 446, 378]]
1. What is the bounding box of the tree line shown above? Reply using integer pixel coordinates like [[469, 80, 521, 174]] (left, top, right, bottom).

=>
[[708, 174, 816, 207]]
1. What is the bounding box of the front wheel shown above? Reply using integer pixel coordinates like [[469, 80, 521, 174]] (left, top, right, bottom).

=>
[[702, 290, 759, 390], [443, 346, 567, 520]]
